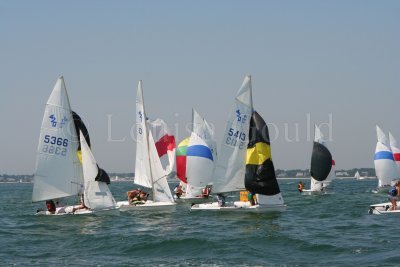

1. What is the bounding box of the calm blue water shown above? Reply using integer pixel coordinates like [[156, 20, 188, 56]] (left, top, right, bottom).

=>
[[0, 179, 398, 266]]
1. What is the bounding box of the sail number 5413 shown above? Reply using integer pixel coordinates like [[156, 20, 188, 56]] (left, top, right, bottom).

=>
[[225, 128, 246, 148]]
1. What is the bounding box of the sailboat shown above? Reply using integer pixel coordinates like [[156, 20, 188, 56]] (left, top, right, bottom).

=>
[[301, 125, 333, 194], [32, 76, 118, 215], [174, 109, 216, 203], [373, 126, 398, 193], [117, 81, 176, 211], [369, 130, 400, 214], [191, 75, 285, 211], [354, 171, 364, 180]]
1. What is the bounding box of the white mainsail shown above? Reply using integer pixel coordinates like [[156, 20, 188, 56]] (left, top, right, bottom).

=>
[[32, 77, 82, 202], [212, 75, 253, 193], [80, 131, 117, 210], [148, 131, 174, 203], [354, 171, 361, 180], [389, 132, 400, 176], [134, 81, 152, 188], [374, 126, 398, 187]]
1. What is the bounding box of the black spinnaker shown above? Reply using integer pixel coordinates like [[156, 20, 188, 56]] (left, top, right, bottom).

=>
[[310, 141, 332, 182], [245, 111, 280, 196]]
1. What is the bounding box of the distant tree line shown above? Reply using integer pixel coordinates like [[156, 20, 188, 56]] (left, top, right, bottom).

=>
[[1, 168, 376, 182]]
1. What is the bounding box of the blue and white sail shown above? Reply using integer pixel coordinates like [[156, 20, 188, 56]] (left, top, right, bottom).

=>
[[374, 126, 398, 187], [185, 132, 214, 198]]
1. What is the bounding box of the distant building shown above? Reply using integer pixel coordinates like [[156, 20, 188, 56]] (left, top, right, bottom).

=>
[[295, 172, 304, 177], [336, 171, 349, 176]]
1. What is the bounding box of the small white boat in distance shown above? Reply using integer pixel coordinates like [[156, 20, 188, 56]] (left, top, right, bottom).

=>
[[354, 171, 365, 180]]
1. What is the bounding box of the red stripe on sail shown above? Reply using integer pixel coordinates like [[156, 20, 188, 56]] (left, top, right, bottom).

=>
[[332, 159, 335, 165], [155, 134, 176, 157], [394, 153, 400, 162], [176, 155, 187, 183]]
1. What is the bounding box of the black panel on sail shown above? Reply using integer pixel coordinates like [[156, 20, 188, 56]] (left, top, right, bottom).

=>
[[310, 141, 332, 181], [72, 111, 91, 149], [245, 111, 281, 195], [96, 166, 111, 184]]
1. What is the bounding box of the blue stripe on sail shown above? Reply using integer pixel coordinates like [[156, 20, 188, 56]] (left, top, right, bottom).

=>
[[374, 151, 394, 160], [187, 145, 213, 161]]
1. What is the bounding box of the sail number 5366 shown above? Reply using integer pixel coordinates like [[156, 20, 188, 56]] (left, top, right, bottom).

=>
[[44, 135, 69, 147], [42, 135, 68, 156]]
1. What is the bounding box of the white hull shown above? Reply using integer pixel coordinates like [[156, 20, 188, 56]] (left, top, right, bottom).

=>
[[35, 205, 119, 216], [190, 201, 286, 212], [369, 201, 400, 215], [173, 195, 212, 204], [117, 200, 176, 211]]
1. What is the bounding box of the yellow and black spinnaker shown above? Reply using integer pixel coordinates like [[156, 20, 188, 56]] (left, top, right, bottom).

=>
[[245, 111, 280, 196]]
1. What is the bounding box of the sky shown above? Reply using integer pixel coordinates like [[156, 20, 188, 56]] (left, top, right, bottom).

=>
[[1, 1, 399, 174]]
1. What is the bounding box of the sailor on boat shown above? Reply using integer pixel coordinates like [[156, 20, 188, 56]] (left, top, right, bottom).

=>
[[388, 181, 400, 210], [297, 181, 304, 192], [72, 195, 88, 213], [174, 184, 184, 199]]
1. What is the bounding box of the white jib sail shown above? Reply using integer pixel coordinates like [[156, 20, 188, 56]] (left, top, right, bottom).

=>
[[32, 77, 82, 202], [80, 131, 116, 210], [148, 131, 174, 203], [389, 132, 400, 176], [355, 171, 361, 179], [374, 126, 397, 187], [134, 81, 152, 188], [185, 132, 214, 198], [212, 75, 253, 193]]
